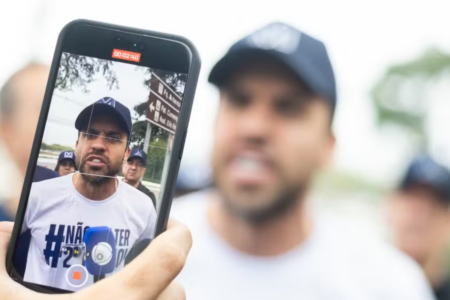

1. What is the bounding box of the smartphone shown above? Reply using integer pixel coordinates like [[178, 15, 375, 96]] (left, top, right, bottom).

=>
[[5, 19, 200, 293]]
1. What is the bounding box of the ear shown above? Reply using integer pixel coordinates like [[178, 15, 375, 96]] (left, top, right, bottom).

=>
[[319, 132, 336, 169], [125, 147, 131, 157]]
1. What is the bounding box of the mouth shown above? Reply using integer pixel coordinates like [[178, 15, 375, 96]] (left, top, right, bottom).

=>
[[85, 155, 107, 168], [227, 152, 274, 186]]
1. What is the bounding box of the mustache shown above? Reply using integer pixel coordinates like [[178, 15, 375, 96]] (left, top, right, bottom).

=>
[[79, 151, 110, 165]]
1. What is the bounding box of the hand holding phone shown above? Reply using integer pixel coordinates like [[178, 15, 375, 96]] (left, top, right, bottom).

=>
[[5, 20, 200, 293], [0, 220, 192, 300]]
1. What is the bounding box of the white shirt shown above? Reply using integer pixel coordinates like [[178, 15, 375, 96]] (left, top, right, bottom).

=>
[[22, 173, 156, 292], [171, 191, 436, 300]]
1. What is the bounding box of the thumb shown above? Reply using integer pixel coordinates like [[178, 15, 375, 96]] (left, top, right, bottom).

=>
[[73, 220, 192, 300], [0, 222, 14, 271], [0, 222, 43, 300]]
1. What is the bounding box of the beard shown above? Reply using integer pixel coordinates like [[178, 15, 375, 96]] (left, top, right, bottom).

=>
[[77, 151, 122, 186], [217, 177, 307, 224]]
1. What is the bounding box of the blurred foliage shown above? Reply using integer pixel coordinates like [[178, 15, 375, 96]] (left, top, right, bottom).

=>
[[313, 168, 387, 196], [41, 142, 74, 152], [371, 48, 450, 147], [55, 53, 119, 93]]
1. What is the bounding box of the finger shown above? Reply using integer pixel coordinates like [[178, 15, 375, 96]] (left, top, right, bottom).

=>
[[0, 223, 13, 270], [0, 222, 13, 234], [156, 281, 185, 300], [74, 219, 192, 300]]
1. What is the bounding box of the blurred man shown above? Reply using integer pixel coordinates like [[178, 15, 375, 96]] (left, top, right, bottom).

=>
[[54, 150, 77, 176], [388, 155, 450, 300], [171, 22, 435, 300], [0, 63, 49, 221], [122, 148, 156, 208]]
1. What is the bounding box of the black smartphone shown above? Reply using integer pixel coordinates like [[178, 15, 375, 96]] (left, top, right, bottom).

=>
[[5, 19, 200, 293]]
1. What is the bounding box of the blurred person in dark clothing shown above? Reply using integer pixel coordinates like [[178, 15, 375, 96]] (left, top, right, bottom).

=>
[[388, 155, 450, 300], [170, 22, 435, 300], [54, 150, 77, 176], [0, 63, 49, 221], [122, 148, 157, 208], [34, 165, 59, 182]]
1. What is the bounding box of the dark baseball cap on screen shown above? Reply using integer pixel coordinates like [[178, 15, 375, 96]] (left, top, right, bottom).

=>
[[75, 97, 132, 138], [209, 22, 337, 113], [58, 151, 76, 163], [400, 155, 450, 203], [127, 148, 147, 166]]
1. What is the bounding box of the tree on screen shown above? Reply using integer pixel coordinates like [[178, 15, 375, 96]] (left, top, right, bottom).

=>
[[55, 53, 119, 92], [371, 47, 450, 149], [143, 69, 186, 97]]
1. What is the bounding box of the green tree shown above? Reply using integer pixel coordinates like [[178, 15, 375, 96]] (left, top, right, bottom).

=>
[[371, 48, 450, 148], [56, 53, 119, 92], [41, 143, 74, 152]]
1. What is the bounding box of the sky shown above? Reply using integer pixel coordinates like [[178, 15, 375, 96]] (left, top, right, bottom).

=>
[[1, 0, 450, 189], [44, 57, 150, 147]]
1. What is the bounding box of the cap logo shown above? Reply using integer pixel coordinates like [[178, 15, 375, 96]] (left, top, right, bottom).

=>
[[135, 150, 142, 157], [64, 152, 74, 159], [248, 23, 301, 54], [96, 97, 116, 108]]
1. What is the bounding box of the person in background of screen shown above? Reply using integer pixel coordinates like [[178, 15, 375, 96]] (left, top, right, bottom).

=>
[[0, 63, 49, 222], [388, 155, 450, 300], [170, 22, 436, 300], [54, 150, 77, 176], [122, 148, 157, 208], [33, 165, 59, 183]]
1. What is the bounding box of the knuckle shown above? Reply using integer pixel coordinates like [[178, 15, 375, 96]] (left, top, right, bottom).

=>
[[159, 243, 187, 275]]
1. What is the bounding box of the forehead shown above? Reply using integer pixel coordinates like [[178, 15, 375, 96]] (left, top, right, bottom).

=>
[[85, 114, 125, 134], [129, 157, 144, 164], [398, 184, 447, 206], [223, 58, 310, 94]]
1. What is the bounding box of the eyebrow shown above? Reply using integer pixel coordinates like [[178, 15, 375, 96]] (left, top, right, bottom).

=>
[[86, 128, 123, 135]]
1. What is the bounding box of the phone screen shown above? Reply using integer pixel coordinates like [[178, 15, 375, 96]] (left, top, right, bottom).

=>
[[10, 24, 191, 292]]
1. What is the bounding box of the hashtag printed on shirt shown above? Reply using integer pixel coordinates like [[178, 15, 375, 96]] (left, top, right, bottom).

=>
[[20, 174, 156, 292]]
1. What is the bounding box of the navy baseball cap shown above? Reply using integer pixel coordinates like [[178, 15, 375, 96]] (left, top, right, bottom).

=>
[[58, 151, 76, 163], [209, 22, 337, 114], [75, 97, 132, 139], [127, 148, 147, 166], [400, 155, 450, 202]]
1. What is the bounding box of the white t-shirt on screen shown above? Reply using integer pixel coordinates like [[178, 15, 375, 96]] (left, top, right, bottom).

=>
[[171, 191, 436, 300], [22, 173, 156, 292]]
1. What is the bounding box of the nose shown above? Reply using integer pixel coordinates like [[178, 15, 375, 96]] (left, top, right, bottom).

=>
[[90, 136, 107, 152], [238, 103, 272, 142]]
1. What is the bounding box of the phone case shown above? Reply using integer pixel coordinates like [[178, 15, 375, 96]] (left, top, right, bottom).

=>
[[6, 19, 201, 293]]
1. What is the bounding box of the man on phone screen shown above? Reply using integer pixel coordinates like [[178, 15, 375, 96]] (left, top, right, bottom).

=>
[[122, 148, 157, 208], [54, 151, 77, 176], [171, 22, 436, 300], [21, 97, 156, 292]]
